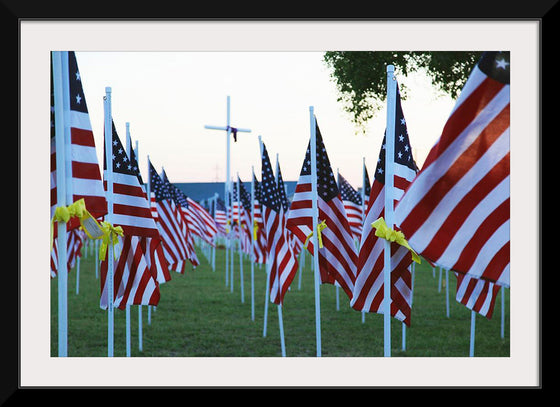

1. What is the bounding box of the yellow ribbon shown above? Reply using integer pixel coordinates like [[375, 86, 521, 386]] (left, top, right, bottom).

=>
[[50, 198, 103, 249], [253, 220, 259, 241], [304, 220, 327, 249], [98, 221, 124, 261], [371, 217, 421, 264]]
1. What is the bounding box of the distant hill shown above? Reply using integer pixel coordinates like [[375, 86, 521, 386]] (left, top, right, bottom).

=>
[[172, 181, 298, 204]]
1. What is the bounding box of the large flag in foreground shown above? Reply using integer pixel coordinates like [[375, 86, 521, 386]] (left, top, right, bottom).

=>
[[351, 84, 418, 326], [260, 142, 299, 305], [394, 51, 510, 288], [50, 51, 107, 232], [286, 122, 357, 299]]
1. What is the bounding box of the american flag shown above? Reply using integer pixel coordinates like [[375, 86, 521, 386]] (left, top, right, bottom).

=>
[[103, 121, 159, 239], [149, 160, 198, 272], [100, 122, 161, 310], [276, 159, 290, 213], [286, 121, 357, 299], [50, 51, 107, 232], [127, 144, 171, 285], [277, 159, 303, 256], [338, 173, 363, 241], [186, 196, 219, 246], [260, 141, 299, 305], [394, 51, 510, 288], [350, 84, 418, 326], [160, 169, 200, 269], [213, 197, 227, 235], [455, 272, 501, 319], [252, 172, 267, 264], [237, 177, 254, 254]]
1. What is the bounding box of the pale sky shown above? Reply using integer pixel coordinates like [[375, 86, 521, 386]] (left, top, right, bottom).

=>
[[75, 51, 456, 189]]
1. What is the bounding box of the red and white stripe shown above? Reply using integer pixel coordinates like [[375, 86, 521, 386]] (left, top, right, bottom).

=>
[[287, 177, 358, 300], [455, 272, 501, 318], [394, 56, 510, 288], [186, 197, 219, 246], [50, 51, 107, 232], [263, 205, 299, 304], [351, 167, 416, 325], [343, 200, 363, 241], [100, 235, 160, 310], [154, 198, 197, 272]]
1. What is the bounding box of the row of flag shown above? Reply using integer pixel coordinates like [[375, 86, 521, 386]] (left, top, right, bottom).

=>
[[50, 52, 227, 357], [254, 51, 509, 329], [50, 50, 510, 356]]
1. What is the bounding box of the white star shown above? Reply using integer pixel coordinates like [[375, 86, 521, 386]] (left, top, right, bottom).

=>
[[75, 94, 81, 104], [496, 58, 509, 70], [75, 71, 81, 81]]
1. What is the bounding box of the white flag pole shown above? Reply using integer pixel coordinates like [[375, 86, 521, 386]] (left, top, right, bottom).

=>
[[469, 310, 476, 357], [138, 304, 143, 352], [500, 287, 505, 339], [383, 65, 397, 357], [259, 136, 270, 337], [309, 106, 322, 357], [250, 167, 255, 321], [95, 239, 99, 279], [237, 174, 245, 303], [103, 86, 115, 357], [361, 157, 366, 324], [52, 51, 69, 357], [212, 194, 218, 272], [445, 268, 450, 318], [204, 96, 251, 290], [125, 122, 132, 357], [230, 176, 235, 293], [273, 152, 287, 357], [75, 255, 80, 295], [139, 137, 152, 325], [335, 167, 340, 311]]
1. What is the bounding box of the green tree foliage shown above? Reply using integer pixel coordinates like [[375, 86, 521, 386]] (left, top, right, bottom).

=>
[[323, 51, 481, 133]]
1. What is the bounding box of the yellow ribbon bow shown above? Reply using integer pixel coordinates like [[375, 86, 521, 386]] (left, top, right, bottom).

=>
[[253, 220, 259, 241], [98, 221, 124, 261], [371, 217, 421, 264], [304, 220, 327, 249], [50, 198, 103, 249]]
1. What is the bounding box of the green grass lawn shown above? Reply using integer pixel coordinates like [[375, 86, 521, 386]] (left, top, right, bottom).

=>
[[51, 242, 509, 357]]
